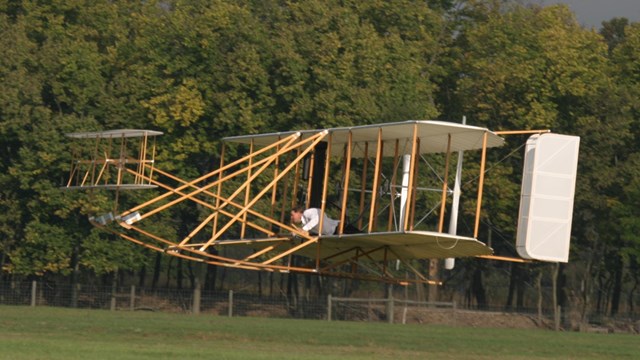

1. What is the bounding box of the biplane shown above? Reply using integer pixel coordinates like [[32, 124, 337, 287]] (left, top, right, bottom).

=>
[[62, 120, 580, 285]]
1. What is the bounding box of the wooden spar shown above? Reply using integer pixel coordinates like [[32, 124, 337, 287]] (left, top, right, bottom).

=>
[[67, 163, 77, 187], [93, 154, 110, 186], [317, 132, 333, 269], [148, 135, 157, 185], [201, 131, 329, 251], [241, 139, 254, 239], [117, 135, 126, 187], [392, 252, 442, 285], [358, 142, 369, 230], [180, 212, 218, 246], [107, 137, 114, 185], [80, 137, 98, 187], [373, 140, 384, 231], [494, 129, 550, 135], [121, 132, 301, 217], [76, 121, 565, 283], [204, 136, 317, 243], [135, 134, 144, 184], [212, 143, 225, 236], [123, 143, 317, 240], [132, 133, 303, 222], [408, 133, 420, 231], [403, 125, 418, 231], [241, 244, 282, 262], [278, 148, 290, 227], [319, 245, 387, 273], [438, 134, 452, 233], [474, 132, 489, 238], [262, 236, 317, 265], [105, 208, 470, 283], [99, 221, 310, 273], [269, 137, 280, 233], [318, 133, 332, 236], [65, 131, 164, 190], [91, 135, 101, 186], [388, 139, 399, 232], [368, 128, 383, 233], [128, 167, 278, 239], [338, 131, 352, 235], [305, 141, 315, 207], [291, 145, 302, 209], [477, 254, 530, 263]]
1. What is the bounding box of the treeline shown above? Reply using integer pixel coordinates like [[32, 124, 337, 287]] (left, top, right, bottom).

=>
[[0, 1, 638, 318]]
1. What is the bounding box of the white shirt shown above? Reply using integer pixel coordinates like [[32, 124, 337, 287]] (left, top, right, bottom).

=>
[[301, 208, 339, 235]]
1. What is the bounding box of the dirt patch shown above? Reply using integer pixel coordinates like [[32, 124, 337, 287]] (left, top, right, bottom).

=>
[[398, 308, 541, 329]]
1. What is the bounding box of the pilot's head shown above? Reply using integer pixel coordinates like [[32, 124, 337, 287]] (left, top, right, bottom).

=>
[[290, 205, 304, 224]]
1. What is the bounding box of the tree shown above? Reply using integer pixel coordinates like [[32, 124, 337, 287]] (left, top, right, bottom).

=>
[[449, 3, 624, 316]]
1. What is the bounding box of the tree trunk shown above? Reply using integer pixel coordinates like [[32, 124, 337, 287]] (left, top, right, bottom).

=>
[[187, 261, 196, 290], [151, 252, 162, 291], [287, 271, 298, 315], [165, 256, 174, 288], [536, 268, 543, 324], [628, 275, 638, 316], [580, 253, 594, 324], [610, 254, 623, 316], [176, 258, 184, 290], [269, 272, 274, 297], [505, 263, 519, 310], [138, 265, 146, 288], [471, 263, 487, 309], [304, 273, 311, 302], [205, 264, 217, 292], [218, 266, 227, 291], [596, 272, 605, 314], [279, 270, 285, 299], [627, 256, 639, 315], [516, 280, 525, 311], [557, 263, 567, 310], [69, 242, 80, 308]]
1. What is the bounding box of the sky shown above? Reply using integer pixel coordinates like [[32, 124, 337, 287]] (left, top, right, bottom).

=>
[[532, 0, 640, 28]]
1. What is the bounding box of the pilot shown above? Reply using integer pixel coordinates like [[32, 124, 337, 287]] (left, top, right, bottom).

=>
[[290, 205, 339, 236]]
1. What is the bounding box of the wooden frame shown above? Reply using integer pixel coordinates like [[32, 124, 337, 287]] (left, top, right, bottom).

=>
[[66, 121, 564, 285]]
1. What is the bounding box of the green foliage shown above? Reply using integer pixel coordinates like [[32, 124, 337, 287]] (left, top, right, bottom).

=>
[[80, 228, 148, 275], [455, 4, 610, 130], [0, 1, 638, 318], [9, 221, 74, 275]]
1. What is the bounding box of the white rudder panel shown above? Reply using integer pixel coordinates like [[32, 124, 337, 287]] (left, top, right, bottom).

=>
[[516, 133, 580, 262]]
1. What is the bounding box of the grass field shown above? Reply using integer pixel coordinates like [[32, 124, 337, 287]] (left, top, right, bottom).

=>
[[0, 305, 637, 359]]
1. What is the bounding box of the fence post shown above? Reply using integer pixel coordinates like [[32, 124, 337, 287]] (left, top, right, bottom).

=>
[[327, 294, 332, 321], [130, 285, 136, 311], [386, 286, 394, 324], [193, 279, 201, 315], [110, 280, 117, 311], [30, 281, 37, 307], [228, 290, 233, 317]]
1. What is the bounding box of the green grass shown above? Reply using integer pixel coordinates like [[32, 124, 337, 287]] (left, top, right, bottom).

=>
[[0, 305, 637, 359]]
